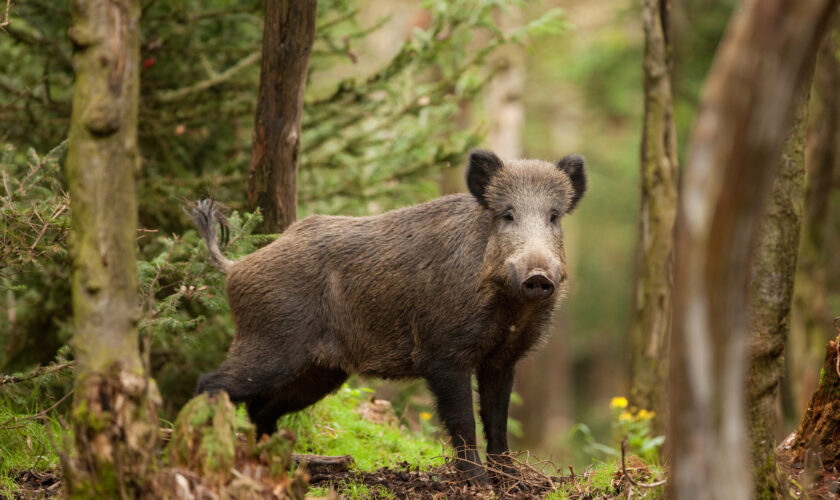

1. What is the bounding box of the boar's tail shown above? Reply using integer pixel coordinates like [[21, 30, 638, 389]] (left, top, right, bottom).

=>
[[186, 199, 234, 273]]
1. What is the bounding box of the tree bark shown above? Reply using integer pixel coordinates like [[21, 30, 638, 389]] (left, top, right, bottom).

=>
[[789, 26, 839, 418], [629, 0, 679, 432], [747, 88, 810, 500], [667, 1, 837, 499], [65, 0, 159, 497], [247, 0, 318, 234]]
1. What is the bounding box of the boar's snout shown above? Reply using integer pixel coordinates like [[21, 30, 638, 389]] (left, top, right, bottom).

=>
[[520, 272, 556, 301]]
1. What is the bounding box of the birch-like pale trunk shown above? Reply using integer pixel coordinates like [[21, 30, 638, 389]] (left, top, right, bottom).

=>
[[668, 1, 837, 498]]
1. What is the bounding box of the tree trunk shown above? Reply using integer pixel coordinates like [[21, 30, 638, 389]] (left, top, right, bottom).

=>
[[667, 1, 837, 499], [247, 0, 318, 234], [483, 11, 524, 162], [629, 0, 679, 432], [789, 26, 839, 419], [65, 0, 159, 497], [747, 87, 810, 500]]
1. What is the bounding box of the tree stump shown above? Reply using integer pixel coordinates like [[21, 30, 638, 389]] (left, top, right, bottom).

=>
[[777, 328, 840, 497]]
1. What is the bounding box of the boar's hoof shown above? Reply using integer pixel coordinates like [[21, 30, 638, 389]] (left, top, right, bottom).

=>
[[521, 273, 555, 300], [461, 467, 492, 489]]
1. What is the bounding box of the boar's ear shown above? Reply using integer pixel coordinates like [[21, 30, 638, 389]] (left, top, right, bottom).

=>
[[557, 154, 587, 212], [466, 149, 504, 208]]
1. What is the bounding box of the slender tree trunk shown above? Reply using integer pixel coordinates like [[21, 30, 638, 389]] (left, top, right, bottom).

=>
[[247, 0, 318, 233], [629, 0, 678, 431], [789, 26, 839, 419], [668, 1, 837, 499], [747, 88, 810, 500], [65, 0, 159, 497]]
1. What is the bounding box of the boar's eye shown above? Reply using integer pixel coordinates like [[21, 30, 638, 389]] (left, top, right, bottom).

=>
[[550, 210, 559, 223], [502, 210, 514, 222]]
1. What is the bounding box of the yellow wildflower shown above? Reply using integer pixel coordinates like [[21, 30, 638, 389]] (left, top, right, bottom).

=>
[[609, 397, 628, 409], [619, 411, 632, 422], [419, 412, 433, 421], [637, 409, 655, 420]]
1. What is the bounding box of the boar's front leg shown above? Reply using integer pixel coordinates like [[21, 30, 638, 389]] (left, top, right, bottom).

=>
[[477, 362, 517, 480], [424, 369, 491, 487]]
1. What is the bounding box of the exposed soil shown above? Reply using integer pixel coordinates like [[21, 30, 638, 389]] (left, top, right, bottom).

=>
[[777, 432, 840, 500], [310, 460, 565, 499]]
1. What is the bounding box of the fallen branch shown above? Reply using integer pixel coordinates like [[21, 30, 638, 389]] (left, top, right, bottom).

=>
[[292, 454, 353, 473], [621, 436, 667, 488]]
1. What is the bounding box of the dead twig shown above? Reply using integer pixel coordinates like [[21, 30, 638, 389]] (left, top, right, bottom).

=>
[[620, 436, 667, 489], [0, 389, 73, 429], [155, 52, 260, 102], [0, 361, 73, 386], [0, 0, 11, 34], [28, 203, 68, 253]]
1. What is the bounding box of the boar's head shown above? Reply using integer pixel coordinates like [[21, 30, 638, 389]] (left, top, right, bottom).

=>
[[467, 149, 586, 302]]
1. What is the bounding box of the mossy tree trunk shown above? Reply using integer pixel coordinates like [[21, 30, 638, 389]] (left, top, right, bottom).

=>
[[667, 1, 837, 499], [789, 26, 840, 418], [65, 0, 158, 497], [746, 87, 811, 500], [629, 0, 678, 432], [247, 0, 318, 234]]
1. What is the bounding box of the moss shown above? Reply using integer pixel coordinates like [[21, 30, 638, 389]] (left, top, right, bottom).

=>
[[254, 431, 295, 478], [752, 454, 780, 500], [71, 398, 110, 433], [68, 464, 118, 500], [278, 385, 443, 471], [167, 392, 238, 486]]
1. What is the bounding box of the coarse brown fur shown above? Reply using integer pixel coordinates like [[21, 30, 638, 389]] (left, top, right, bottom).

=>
[[189, 150, 586, 487]]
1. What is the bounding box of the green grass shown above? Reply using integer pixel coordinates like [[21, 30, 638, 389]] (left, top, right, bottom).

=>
[[277, 385, 446, 471], [0, 404, 64, 497], [308, 482, 394, 499], [544, 459, 665, 500]]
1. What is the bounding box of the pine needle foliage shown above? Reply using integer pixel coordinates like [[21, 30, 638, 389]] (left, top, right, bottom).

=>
[[0, 142, 71, 371]]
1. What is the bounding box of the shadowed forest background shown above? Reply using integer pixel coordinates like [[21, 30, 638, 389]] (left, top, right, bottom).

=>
[[2, 0, 840, 498]]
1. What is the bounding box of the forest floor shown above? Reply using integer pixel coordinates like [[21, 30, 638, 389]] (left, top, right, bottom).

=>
[[8, 454, 665, 499], [306, 456, 664, 499], [3, 387, 666, 499]]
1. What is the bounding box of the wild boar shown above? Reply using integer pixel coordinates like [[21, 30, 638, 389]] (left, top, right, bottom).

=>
[[190, 149, 586, 485]]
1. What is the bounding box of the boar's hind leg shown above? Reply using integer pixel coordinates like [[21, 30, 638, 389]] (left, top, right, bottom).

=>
[[248, 364, 349, 438], [477, 362, 517, 480], [424, 369, 491, 487]]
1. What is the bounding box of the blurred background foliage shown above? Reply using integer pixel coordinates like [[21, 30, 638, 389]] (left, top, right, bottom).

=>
[[6, 0, 834, 474]]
